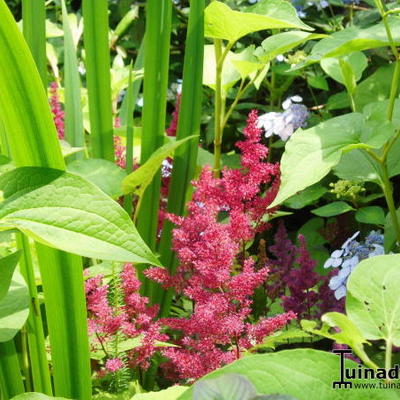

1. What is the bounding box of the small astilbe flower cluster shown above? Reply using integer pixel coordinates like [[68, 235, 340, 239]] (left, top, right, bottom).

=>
[[49, 81, 65, 139], [268, 222, 339, 320], [146, 111, 295, 382], [85, 264, 168, 376]]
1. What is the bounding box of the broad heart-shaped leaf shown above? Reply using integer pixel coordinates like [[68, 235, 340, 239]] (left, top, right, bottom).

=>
[[255, 31, 326, 63], [204, 0, 312, 44], [11, 394, 71, 400], [269, 113, 392, 207], [346, 255, 400, 346], [177, 349, 398, 400], [311, 201, 354, 217], [131, 386, 188, 400], [320, 52, 367, 86], [67, 158, 127, 198], [298, 16, 400, 66], [0, 167, 161, 266], [0, 270, 29, 342], [193, 374, 257, 400], [122, 135, 197, 196], [203, 45, 255, 92], [0, 251, 21, 302]]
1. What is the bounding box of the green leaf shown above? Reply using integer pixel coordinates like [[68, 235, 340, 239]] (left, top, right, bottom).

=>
[[0, 251, 21, 302], [131, 386, 188, 400], [270, 113, 390, 207], [204, 0, 312, 44], [177, 349, 398, 400], [255, 31, 326, 63], [11, 394, 71, 400], [347, 255, 400, 346], [355, 206, 385, 225], [193, 374, 257, 400], [61, 0, 85, 159], [327, 92, 349, 110], [67, 158, 127, 198], [311, 201, 354, 217], [284, 183, 327, 209], [250, 328, 312, 350], [307, 75, 329, 91], [299, 17, 400, 65], [320, 52, 367, 86], [0, 167, 161, 266], [122, 136, 197, 196], [0, 270, 29, 342]]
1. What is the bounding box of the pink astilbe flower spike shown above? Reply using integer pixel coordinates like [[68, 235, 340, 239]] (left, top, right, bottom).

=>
[[49, 81, 65, 139], [147, 110, 293, 382]]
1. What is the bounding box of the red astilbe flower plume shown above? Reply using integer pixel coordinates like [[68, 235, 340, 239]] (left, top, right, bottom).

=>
[[49, 81, 65, 139], [146, 110, 294, 382], [85, 264, 168, 374]]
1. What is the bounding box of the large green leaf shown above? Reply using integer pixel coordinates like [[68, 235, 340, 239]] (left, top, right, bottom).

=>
[[255, 31, 326, 63], [311, 201, 354, 217], [131, 386, 188, 400], [204, 0, 312, 44], [11, 394, 71, 400], [270, 113, 391, 207], [0, 251, 21, 302], [0, 167, 161, 266], [355, 206, 385, 225], [67, 158, 127, 198], [300, 16, 400, 65], [346, 255, 400, 346], [178, 349, 397, 399], [0, 270, 29, 342], [122, 136, 196, 196]]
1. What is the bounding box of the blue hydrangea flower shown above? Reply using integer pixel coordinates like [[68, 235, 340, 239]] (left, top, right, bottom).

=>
[[257, 96, 309, 141], [324, 231, 384, 300]]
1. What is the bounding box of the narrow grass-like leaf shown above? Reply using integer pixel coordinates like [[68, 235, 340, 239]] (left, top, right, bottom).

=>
[[0, 167, 161, 266], [16, 235, 52, 395], [0, 340, 25, 399], [136, 0, 172, 297], [123, 136, 197, 196], [0, 3, 91, 398], [82, 0, 114, 161], [158, 0, 205, 314], [110, 6, 139, 48], [22, 0, 46, 84], [61, 0, 84, 159]]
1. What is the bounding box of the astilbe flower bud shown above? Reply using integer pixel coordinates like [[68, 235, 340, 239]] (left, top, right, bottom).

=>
[[49, 81, 65, 139], [146, 110, 294, 382]]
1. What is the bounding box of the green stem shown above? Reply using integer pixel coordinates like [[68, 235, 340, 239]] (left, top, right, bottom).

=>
[[386, 60, 400, 122], [213, 38, 224, 177], [385, 339, 393, 374], [21, 327, 33, 392], [381, 162, 400, 244]]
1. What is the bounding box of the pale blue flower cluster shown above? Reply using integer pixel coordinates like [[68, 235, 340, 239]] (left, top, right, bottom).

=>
[[324, 231, 384, 300], [257, 96, 309, 141]]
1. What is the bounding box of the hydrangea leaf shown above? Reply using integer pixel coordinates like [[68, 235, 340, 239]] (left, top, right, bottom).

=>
[[284, 183, 327, 209], [0, 167, 161, 266], [255, 31, 326, 63], [295, 17, 400, 67], [122, 135, 197, 196], [355, 206, 385, 225], [67, 158, 127, 199], [193, 374, 257, 400], [177, 349, 397, 399], [204, 0, 312, 44], [131, 386, 188, 400], [346, 255, 400, 346], [321, 52, 367, 90], [311, 201, 354, 217], [270, 113, 393, 207], [0, 251, 21, 302], [0, 270, 29, 342]]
